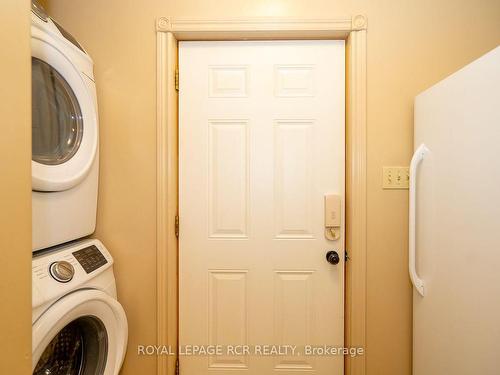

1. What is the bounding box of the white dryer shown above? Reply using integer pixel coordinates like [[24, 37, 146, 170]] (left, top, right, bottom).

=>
[[31, 1, 99, 251], [32, 239, 128, 374]]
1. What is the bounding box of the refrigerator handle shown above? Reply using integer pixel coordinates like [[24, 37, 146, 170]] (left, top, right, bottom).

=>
[[409, 143, 429, 297]]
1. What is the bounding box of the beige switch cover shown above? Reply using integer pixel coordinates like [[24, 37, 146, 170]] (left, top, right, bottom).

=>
[[383, 166, 409, 189]]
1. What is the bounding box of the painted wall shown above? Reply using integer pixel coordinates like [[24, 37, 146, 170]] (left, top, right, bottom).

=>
[[45, 0, 500, 374], [0, 1, 32, 373]]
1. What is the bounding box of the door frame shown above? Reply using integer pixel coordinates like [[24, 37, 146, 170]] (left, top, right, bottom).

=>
[[156, 16, 367, 375]]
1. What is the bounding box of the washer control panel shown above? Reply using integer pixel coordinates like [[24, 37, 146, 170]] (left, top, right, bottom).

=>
[[32, 239, 114, 309], [72, 245, 108, 274]]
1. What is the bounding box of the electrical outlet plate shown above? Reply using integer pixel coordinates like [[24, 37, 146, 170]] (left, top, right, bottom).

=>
[[383, 166, 409, 189]]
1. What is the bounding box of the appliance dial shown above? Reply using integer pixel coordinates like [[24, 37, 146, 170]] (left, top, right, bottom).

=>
[[49, 261, 75, 283]]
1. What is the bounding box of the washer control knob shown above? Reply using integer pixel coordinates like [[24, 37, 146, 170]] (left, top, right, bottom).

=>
[[49, 261, 75, 283]]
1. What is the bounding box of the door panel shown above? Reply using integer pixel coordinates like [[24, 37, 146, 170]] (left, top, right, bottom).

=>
[[208, 119, 249, 238], [179, 40, 345, 375]]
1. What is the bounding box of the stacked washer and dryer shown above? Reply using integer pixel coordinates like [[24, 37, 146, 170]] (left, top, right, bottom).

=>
[[31, 1, 128, 374]]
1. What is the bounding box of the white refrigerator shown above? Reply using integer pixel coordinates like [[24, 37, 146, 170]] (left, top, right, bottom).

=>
[[411, 46, 500, 375]]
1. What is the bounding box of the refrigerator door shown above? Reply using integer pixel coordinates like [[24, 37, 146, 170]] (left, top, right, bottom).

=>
[[413, 46, 500, 375]]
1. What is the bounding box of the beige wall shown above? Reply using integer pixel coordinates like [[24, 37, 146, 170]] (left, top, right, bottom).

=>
[[0, 1, 32, 373], [46, 0, 500, 374]]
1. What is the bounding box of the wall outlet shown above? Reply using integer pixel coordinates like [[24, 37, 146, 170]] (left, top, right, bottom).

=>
[[383, 167, 409, 189]]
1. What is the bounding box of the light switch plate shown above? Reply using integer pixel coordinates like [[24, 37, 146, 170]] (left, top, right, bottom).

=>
[[383, 167, 409, 189]]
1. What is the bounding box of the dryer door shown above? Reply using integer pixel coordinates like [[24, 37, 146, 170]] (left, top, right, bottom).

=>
[[32, 290, 128, 375], [31, 35, 97, 191]]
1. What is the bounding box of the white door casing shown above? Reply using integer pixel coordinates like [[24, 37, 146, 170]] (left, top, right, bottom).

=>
[[179, 40, 345, 374]]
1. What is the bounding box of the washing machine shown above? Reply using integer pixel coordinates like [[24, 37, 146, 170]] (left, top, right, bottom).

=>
[[32, 239, 128, 374], [31, 0, 99, 251]]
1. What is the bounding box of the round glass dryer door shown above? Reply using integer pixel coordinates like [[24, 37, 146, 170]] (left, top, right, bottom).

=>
[[32, 57, 84, 166], [31, 33, 98, 192]]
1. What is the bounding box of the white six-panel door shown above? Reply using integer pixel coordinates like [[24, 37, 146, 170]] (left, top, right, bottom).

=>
[[179, 40, 345, 375]]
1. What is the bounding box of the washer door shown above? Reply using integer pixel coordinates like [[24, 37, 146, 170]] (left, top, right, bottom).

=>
[[31, 35, 97, 191], [32, 290, 128, 375]]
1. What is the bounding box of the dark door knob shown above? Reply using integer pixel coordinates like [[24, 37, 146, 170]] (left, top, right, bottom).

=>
[[326, 250, 340, 265]]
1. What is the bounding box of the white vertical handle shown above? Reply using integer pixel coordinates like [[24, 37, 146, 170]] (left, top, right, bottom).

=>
[[409, 143, 429, 297]]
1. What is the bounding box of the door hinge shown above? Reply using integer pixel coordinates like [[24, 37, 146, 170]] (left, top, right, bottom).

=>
[[345, 250, 350, 262], [175, 69, 179, 91], [175, 215, 179, 238], [175, 358, 180, 375]]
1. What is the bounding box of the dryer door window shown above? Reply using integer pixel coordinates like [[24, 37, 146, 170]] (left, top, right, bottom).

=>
[[31, 36, 98, 191], [32, 57, 84, 166], [33, 316, 108, 375]]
